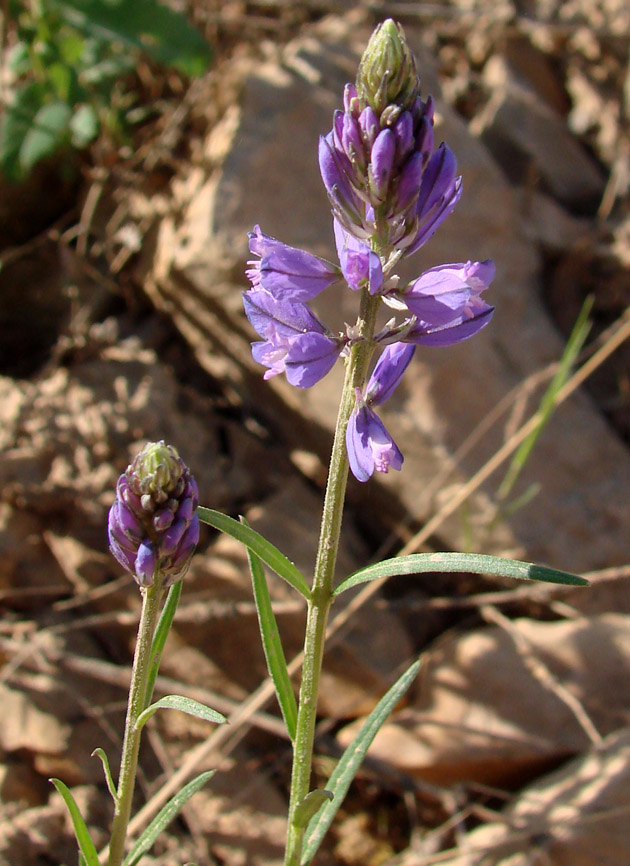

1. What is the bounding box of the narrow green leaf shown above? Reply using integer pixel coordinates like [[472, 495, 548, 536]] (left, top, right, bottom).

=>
[[293, 789, 333, 829], [334, 553, 589, 596], [123, 771, 214, 866], [91, 747, 118, 805], [302, 659, 422, 865], [243, 517, 298, 742], [135, 695, 227, 732], [198, 507, 311, 600], [49, 778, 100, 866], [145, 580, 182, 707], [498, 297, 593, 501]]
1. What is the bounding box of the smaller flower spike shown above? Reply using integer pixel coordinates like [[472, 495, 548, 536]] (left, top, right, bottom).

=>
[[243, 290, 346, 387], [108, 441, 199, 588], [247, 225, 339, 301], [346, 343, 415, 482]]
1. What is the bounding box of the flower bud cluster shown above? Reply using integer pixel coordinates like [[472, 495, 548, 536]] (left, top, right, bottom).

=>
[[319, 20, 460, 251], [108, 441, 200, 587]]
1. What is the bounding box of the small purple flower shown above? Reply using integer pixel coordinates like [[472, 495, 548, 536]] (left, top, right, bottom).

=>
[[108, 442, 199, 588], [244, 290, 345, 387], [396, 260, 495, 346], [333, 219, 383, 293], [346, 343, 415, 482], [247, 225, 339, 301]]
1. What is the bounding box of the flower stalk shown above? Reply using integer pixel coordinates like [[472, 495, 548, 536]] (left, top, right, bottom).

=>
[[107, 578, 165, 866], [285, 290, 380, 866]]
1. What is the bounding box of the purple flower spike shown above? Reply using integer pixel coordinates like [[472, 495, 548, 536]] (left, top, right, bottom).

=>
[[333, 219, 383, 293], [247, 225, 339, 301], [347, 400, 404, 482], [107, 441, 199, 588]]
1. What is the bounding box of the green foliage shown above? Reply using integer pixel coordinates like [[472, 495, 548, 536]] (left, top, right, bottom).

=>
[[243, 516, 299, 742], [334, 552, 589, 595], [198, 507, 312, 600], [1, 0, 213, 180], [301, 659, 422, 865], [49, 778, 101, 866], [134, 694, 227, 731], [122, 771, 215, 866]]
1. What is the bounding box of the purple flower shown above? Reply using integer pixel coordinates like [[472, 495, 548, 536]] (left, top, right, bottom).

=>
[[333, 219, 383, 293], [397, 260, 495, 346], [243, 290, 345, 387], [108, 442, 200, 588], [246, 225, 339, 301], [346, 343, 415, 482], [401, 144, 462, 255]]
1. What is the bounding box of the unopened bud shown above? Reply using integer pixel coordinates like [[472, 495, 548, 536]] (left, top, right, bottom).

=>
[[356, 19, 420, 118]]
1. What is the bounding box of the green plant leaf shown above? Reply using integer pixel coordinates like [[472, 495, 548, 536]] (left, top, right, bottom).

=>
[[302, 659, 422, 865], [293, 789, 333, 829], [19, 100, 72, 173], [145, 580, 182, 707], [122, 771, 215, 866], [70, 104, 99, 146], [0, 81, 46, 179], [198, 507, 311, 600], [334, 553, 589, 596], [243, 517, 298, 742], [49, 778, 101, 866], [91, 747, 118, 805], [53, 0, 213, 76], [134, 695, 227, 732]]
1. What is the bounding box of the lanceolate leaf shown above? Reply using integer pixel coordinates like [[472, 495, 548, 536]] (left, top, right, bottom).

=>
[[145, 580, 183, 707], [122, 771, 215, 866], [334, 553, 588, 596], [293, 789, 333, 829], [243, 517, 298, 742], [302, 659, 422, 865], [91, 747, 118, 805], [135, 695, 227, 732], [49, 778, 100, 866], [198, 507, 311, 599]]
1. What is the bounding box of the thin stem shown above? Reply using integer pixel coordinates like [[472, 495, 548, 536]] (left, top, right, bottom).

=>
[[107, 580, 165, 866], [284, 291, 381, 866]]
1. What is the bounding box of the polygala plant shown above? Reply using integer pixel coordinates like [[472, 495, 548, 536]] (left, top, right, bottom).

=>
[[52, 20, 588, 866]]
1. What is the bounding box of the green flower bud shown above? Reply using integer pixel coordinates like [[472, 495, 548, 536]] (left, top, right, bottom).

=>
[[356, 19, 421, 117]]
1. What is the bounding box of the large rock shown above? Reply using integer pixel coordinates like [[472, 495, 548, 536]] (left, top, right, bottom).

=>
[[145, 12, 630, 573]]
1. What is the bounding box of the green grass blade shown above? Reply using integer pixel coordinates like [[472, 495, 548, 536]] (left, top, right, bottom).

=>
[[334, 553, 588, 596], [243, 517, 298, 742], [145, 580, 182, 706], [198, 507, 311, 600], [135, 695, 227, 732], [498, 297, 593, 501], [91, 747, 118, 805], [301, 659, 422, 865], [49, 778, 100, 866], [123, 771, 215, 866]]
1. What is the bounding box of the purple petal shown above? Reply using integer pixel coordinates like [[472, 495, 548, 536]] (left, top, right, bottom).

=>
[[365, 343, 416, 406], [135, 541, 157, 587], [172, 513, 200, 567], [393, 111, 414, 160], [284, 332, 343, 388], [109, 537, 136, 574], [162, 518, 187, 557], [243, 290, 327, 340], [333, 219, 383, 293], [406, 304, 495, 347], [369, 129, 395, 199], [358, 107, 379, 149], [153, 508, 175, 532], [402, 267, 472, 325], [395, 151, 424, 213], [403, 144, 462, 255], [247, 225, 338, 301], [346, 404, 404, 483]]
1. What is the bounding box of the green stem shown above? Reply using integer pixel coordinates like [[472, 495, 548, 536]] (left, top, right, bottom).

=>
[[108, 580, 165, 866], [284, 291, 380, 866]]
